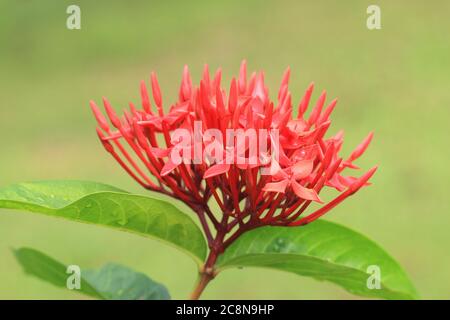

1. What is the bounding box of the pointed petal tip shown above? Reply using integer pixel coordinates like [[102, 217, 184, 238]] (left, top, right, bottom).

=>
[[350, 131, 375, 161], [350, 166, 378, 192], [361, 165, 378, 184], [90, 100, 111, 132], [203, 163, 230, 179], [95, 126, 103, 137], [102, 97, 112, 110], [328, 98, 338, 109], [262, 180, 289, 193], [101, 98, 122, 128], [150, 72, 163, 108], [319, 120, 332, 130], [292, 180, 322, 203], [367, 165, 378, 175], [160, 160, 178, 177], [89, 100, 99, 112]]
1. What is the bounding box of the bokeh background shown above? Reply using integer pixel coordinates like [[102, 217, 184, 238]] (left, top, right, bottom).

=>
[[1, 0, 449, 299]]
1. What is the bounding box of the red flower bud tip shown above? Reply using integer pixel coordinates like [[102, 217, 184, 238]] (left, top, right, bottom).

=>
[[318, 98, 338, 125], [238, 60, 247, 94], [349, 166, 378, 193], [213, 68, 222, 89], [203, 64, 211, 86], [140, 80, 152, 114], [349, 131, 374, 162], [229, 78, 238, 113], [308, 90, 326, 126], [90, 100, 110, 132], [151, 72, 163, 113], [298, 82, 314, 117], [102, 97, 122, 129], [278, 67, 290, 101], [179, 65, 192, 101], [129, 102, 137, 116]]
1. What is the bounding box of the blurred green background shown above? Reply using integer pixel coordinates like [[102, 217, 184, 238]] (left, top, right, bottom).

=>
[[1, 0, 449, 299]]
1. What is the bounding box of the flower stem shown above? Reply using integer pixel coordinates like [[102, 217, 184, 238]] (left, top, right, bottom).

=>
[[189, 247, 220, 300], [190, 272, 214, 300]]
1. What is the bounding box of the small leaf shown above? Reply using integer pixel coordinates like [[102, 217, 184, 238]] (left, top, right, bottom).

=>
[[14, 247, 170, 300], [0, 181, 207, 264], [216, 220, 418, 300], [83, 264, 170, 300], [14, 247, 101, 298]]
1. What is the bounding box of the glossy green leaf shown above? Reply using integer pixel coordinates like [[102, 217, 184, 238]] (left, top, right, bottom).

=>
[[14, 247, 102, 298], [0, 181, 206, 264], [83, 263, 170, 300], [217, 220, 418, 300], [14, 247, 170, 300]]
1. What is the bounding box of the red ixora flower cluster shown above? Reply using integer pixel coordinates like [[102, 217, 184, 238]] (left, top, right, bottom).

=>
[[90, 61, 376, 249]]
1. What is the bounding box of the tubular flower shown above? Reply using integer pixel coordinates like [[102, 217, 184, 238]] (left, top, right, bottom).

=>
[[90, 61, 377, 248]]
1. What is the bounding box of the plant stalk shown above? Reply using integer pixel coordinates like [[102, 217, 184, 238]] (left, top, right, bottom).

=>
[[190, 249, 219, 300], [190, 207, 256, 299], [190, 272, 214, 300]]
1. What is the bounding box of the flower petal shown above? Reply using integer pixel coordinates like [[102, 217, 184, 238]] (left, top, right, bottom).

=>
[[204, 163, 231, 179], [262, 180, 289, 193], [291, 180, 322, 203], [160, 159, 179, 176], [151, 147, 171, 158], [349, 132, 374, 162], [292, 160, 314, 179], [269, 159, 289, 180]]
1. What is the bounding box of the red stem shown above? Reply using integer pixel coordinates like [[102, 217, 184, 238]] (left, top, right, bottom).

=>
[[189, 250, 218, 300]]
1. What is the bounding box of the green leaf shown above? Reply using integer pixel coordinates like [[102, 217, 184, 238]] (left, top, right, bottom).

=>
[[82, 264, 170, 300], [216, 220, 418, 300], [14, 247, 102, 298], [14, 247, 170, 300], [0, 181, 207, 264]]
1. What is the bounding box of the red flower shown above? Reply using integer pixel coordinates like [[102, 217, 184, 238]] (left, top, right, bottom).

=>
[[90, 61, 376, 247]]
